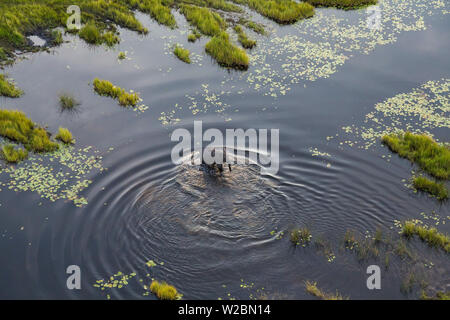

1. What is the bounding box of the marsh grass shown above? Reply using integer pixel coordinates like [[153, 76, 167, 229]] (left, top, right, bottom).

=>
[[173, 45, 191, 63], [188, 30, 202, 42], [79, 22, 119, 47], [239, 18, 266, 35], [180, 5, 226, 36], [394, 240, 414, 260], [59, 93, 80, 111], [1, 144, 28, 163], [150, 280, 180, 300], [93, 78, 140, 107], [344, 229, 358, 249], [234, 25, 256, 49], [232, 0, 314, 24], [118, 51, 127, 60], [182, 0, 243, 13], [51, 29, 63, 46], [205, 32, 249, 70], [421, 290, 450, 300], [305, 281, 347, 300], [55, 127, 74, 144], [131, 0, 177, 28], [382, 132, 450, 180], [0, 109, 58, 153], [290, 227, 312, 246], [0, 74, 23, 98], [305, 0, 377, 9], [413, 176, 448, 200], [402, 221, 450, 253]]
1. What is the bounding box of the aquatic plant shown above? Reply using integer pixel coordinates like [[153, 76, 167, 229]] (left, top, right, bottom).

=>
[[0, 109, 58, 153], [402, 221, 450, 253], [150, 280, 180, 300], [1, 144, 28, 163], [205, 32, 249, 70], [55, 127, 74, 144], [290, 227, 312, 246], [412, 176, 448, 200], [188, 30, 201, 42], [234, 25, 256, 49], [180, 5, 225, 36], [129, 0, 177, 28], [92, 78, 140, 107], [238, 18, 266, 35], [305, 281, 347, 300], [343, 229, 358, 249], [382, 132, 450, 180], [0, 74, 23, 98], [231, 0, 314, 24], [59, 93, 80, 110], [51, 29, 63, 45], [118, 51, 127, 60], [304, 0, 377, 9], [173, 45, 191, 63], [79, 22, 119, 46], [421, 290, 450, 300]]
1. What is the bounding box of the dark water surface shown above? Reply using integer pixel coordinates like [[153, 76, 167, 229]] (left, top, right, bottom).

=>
[[0, 3, 449, 299]]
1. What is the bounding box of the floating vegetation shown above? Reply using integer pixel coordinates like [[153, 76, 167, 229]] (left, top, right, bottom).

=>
[[187, 30, 201, 42], [382, 132, 449, 180], [412, 176, 448, 201], [55, 127, 74, 145], [150, 280, 181, 300], [132, 0, 177, 28], [234, 25, 256, 49], [0, 144, 104, 207], [0, 74, 22, 98], [118, 51, 127, 60], [305, 0, 377, 10], [340, 79, 449, 149], [205, 32, 249, 70], [58, 93, 80, 111], [93, 271, 137, 290], [238, 18, 266, 35], [421, 290, 450, 300], [290, 227, 312, 246], [93, 78, 140, 107], [173, 45, 191, 63], [402, 221, 450, 253], [0, 109, 58, 153], [79, 22, 120, 46], [304, 281, 347, 300], [1, 144, 28, 164]]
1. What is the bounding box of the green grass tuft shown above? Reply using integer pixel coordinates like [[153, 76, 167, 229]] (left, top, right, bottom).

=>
[[118, 51, 127, 60], [93, 78, 140, 107], [180, 5, 226, 36], [205, 32, 249, 70], [413, 176, 448, 200], [239, 18, 266, 35], [305, 281, 347, 300], [402, 221, 450, 253], [234, 25, 256, 49], [150, 280, 180, 300], [304, 0, 377, 10], [188, 29, 202, 42], [173, 45, 191, 63], [290, 227, 312, 246], [382, 132, 450, 180], [1, 144, 28, 163], [59, 93, 80, 110], [0, 74, 23, 98], [55, 127, 74, 144]]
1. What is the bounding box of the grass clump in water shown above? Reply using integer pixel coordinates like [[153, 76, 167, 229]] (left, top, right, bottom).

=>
[[0, 74, 23, 98], [305, 281, 347, 300], [412, 176, 448, 200], [129, 0, 177, 28], [188, 30, 202, 42], [382, 132, 450, 180], [150, 280, 180, 300], [402, 221, 450, 253], [304, 0, 377, 9], [118, 51, 127, 60], [1, 144, 28, 163], [59, 93, 80, 111], [238, 18, 266, 35], [0, 109, 58, 153], [180, 5, 226, 36], [205, 32, 249, 70], [173, 45, 191, 63], [55, 127, 74, 144], [51, 29, 63, 46], [290, 227, 312, 246], [232, 0, 314, 24], [93, 78, 140, 107], [234, 25, 256, 49], [79, 22, 119, 47]]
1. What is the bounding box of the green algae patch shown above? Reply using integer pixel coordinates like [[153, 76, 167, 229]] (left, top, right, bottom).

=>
[[205, 32, 249, 70], [93, 78, 140, 107], [234, 25, 256, 49], [1, 144, 28, 164], [173, 45, 191, 63], [231, 0, 314, 24], [402, 221, 450, 253], [150, 280, 181, 300], [413, 176, 448, 201], [305, 281, 347, 300], [180, 5, 226, 36], [305, 0, 377, 10], [382, 132, 450, 180], [0, 109, 58, 153], [0, 74, 23, 98]]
